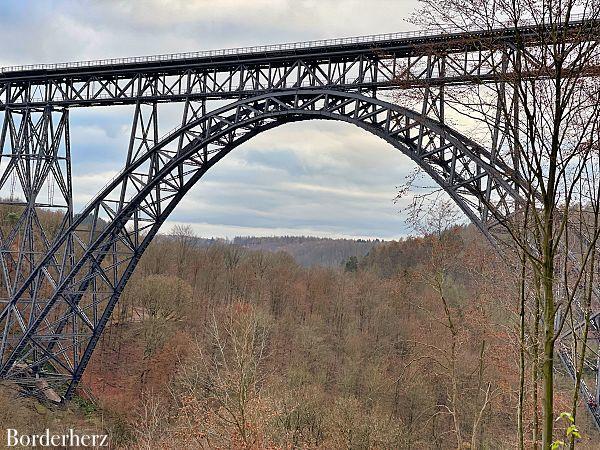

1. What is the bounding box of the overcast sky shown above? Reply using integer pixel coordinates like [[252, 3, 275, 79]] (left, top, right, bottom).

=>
[[0, 0, 441, 240]]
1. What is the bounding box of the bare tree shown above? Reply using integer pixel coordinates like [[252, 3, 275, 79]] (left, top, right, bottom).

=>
[[171, 224, 197, 277], [172, 303, 270, 448], [404, 1, 600, 447], [401, 202, 502, 448]]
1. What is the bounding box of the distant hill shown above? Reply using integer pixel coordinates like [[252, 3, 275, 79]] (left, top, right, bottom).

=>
[[161, 234, 383, 268], [232, 236, 382, 267]]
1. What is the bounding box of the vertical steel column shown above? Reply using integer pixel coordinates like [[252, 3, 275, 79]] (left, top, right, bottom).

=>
[[0, 106, 73, 382], [416, 53, 445, 156]]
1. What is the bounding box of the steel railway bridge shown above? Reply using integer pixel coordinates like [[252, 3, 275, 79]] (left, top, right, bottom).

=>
[[0, 18, 599, 426]]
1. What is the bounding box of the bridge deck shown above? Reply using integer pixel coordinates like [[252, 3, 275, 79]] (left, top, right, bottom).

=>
[[0, 16, 596, 80], [0, 17, 598, 108]]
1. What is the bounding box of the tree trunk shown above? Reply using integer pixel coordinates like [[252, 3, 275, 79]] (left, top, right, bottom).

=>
[[542, 252, 555, 449]]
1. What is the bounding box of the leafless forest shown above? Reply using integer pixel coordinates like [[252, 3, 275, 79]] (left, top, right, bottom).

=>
[[0, 217, 598, 448]]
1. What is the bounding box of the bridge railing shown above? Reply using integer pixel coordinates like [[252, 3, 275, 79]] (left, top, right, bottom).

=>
[[0, 13, 590, 75]]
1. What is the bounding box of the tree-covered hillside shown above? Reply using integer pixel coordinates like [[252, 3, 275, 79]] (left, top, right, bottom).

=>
[[0, 226, 597, 448]]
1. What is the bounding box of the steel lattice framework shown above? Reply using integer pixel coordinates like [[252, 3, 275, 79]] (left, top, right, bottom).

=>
[[0, 18, 599, 428]]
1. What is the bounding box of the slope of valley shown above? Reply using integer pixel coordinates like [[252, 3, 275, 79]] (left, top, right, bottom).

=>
[[0, 226, 597, 448]]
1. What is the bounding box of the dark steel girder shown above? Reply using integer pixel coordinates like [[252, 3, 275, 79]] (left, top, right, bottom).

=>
[[0, 19, 598, 109]]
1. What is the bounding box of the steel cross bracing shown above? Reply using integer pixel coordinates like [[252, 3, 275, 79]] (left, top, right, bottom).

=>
[[0, 20, 596, 428]]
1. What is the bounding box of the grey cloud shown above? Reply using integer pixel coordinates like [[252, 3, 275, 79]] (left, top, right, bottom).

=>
[[1, 0, 460, 239]]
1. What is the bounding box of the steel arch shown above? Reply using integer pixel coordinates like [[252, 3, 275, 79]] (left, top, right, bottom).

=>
[[0, 89, 524, 399]]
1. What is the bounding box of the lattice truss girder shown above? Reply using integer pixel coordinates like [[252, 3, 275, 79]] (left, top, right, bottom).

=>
[[0, 89, 524, 398], [2, 27, 598, 108]]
